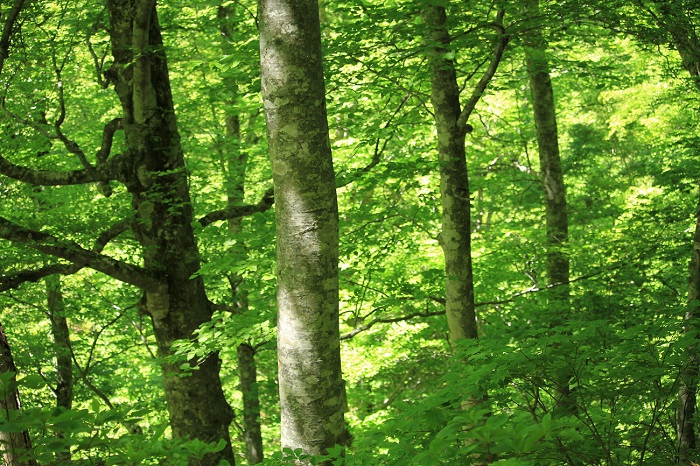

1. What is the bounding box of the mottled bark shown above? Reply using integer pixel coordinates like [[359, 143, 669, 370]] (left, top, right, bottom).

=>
[[105, 1, 234, 464], [423, 5, 507, 344], [259, 0, 346, 461], [0, 323, 36, 466]]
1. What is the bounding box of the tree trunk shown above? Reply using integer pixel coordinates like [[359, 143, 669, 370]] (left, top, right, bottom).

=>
[[423, 3, 508, 347], [522, 7, 570, 308], [105, 2, 234, 464], [522, 0, 572, 415], [218, 5, 266, 462], [46, 276, 73, 412], [46, 275, 73, 462], [258, 0, 347, 460], [643, 3, 700, 462], [237, 344, 264, 464], [0, 322, 36, 466]]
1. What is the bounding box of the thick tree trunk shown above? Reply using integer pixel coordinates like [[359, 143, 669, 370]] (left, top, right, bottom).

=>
[[105, 2, 234, 464], [424, 5, 477, 343], [0, 323, 36, 466], [259, 0, 346, 460]]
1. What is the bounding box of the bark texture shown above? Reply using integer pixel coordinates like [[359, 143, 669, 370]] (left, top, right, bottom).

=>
[[105, 1, 234, 463], [424, 5, 477, 343], [0, 323, 36, 466], [423, 5, 507, 344], [259, 0, 346, 459]]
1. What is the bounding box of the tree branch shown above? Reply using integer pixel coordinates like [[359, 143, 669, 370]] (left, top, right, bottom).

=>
[[456, 8, 509, 133], [0, 218, 131, 292], [0, 0, 26, 76], [198, 187, 275, 227], [0, 217, 160, 292], [341, 309, 445, 340], [341, 266, 622, 340]]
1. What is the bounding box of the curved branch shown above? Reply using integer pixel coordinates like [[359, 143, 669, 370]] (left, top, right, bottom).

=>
[[0, 218, 132, 292], [0, 216, 159, 292], [0, 0, 26, 76], [456, 8, 509, 133], [198, 187, 274, 227]]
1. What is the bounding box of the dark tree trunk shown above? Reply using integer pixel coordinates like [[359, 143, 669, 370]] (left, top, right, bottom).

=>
[[218, 4, 265, 461], [643, 3, 700, 462], [237, 344, 264, 464], [259, 0, 347, 461], [0, 323, 36, 466], [522, 11, 570, 307], [105, 1, 234, 463], [46, 275, 73, 462]]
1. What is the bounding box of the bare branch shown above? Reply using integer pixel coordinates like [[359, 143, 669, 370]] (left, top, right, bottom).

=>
[[198, 187, 274, 227], [0, 216, 160, 292], [341, 309, 444, 340]]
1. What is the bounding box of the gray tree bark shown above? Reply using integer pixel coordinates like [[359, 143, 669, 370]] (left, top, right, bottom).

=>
[[258, 0, 347, 461], [423, 4, 508, 344]]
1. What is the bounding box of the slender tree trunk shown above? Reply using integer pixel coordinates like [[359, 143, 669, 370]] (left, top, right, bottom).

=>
[[259, 0, 346, 460], [644, 3, 700, 462], [237, 344, 263, 464], [522, 0, 572, 414], [218, 5, 265, 462], [424, 4, 508, 345], [0, 323, 36, 466], [423, 5, 477, 344], [105, 2, 234, 464], [680, 197, 700, 462], [522, 7, 569, 308], [45, 275, 73, 462], [46, 276, 73, 412]]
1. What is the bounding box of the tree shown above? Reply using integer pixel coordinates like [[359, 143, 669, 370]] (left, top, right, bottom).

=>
[[423, 2, 509, 343], [521, 0, 572, 413], [0, 322, 36, 466], [258, 0, 347, 460], [0, 0, 283, 462]]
